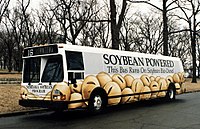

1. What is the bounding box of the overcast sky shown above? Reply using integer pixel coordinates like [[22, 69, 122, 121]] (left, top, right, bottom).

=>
[[9, 0, 45, 9], [10, 0, 190, 22], [9, 0, 162, 12]]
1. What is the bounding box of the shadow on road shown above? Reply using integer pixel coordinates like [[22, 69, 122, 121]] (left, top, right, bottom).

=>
[[22, 98, 186, 123]]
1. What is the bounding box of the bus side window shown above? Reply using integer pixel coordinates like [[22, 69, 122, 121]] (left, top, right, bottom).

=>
[[65, 51, 84, 70], [68, 72, 84, 80]]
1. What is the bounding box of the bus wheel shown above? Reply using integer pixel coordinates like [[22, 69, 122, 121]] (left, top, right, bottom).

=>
[[165, 84, 176, 101], [88, 88, 107, 114]]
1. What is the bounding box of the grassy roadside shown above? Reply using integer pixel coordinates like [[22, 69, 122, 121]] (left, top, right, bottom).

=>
[[0, 72, 33, 114], [184, 78, 200, 92], [0, 84, 30, 114], [0, 73, 21, 79]]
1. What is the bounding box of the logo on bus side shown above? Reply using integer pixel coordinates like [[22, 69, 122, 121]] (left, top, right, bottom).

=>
[[103, 54, 175, 74]]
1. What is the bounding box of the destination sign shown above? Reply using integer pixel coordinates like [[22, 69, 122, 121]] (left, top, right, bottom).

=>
[[23, 45, 58, 57]]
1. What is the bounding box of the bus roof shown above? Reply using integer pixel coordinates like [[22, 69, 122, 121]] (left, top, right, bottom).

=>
[[58, 44, 181, 61], [23, 43, 181, 62]]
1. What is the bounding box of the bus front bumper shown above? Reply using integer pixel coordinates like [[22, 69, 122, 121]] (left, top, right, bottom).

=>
[[19, 99, 68, 110]]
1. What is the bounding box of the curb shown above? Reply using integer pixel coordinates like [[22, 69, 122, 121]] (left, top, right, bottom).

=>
[[184, 90, 200, 94], [0, 108, 49, 118]]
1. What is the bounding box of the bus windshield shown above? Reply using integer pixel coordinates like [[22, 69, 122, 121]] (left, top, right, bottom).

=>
[[23, 55, 64, 83], [23, 57, 41, 83], [41, 55, 64, 82]]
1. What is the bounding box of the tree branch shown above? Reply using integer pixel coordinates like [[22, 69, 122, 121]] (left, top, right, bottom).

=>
[[168, 29, 191, 35], [76, 19, 111, 23], [0, 0, 10, 22], [127, 0, 162, 11]]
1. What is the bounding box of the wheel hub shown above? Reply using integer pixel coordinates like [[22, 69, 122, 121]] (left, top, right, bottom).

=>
[[169, 89, 174, 99], [93, 95, 102, 110]]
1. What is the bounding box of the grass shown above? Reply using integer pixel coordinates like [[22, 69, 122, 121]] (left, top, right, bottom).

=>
[[0, 70, 22, 79]]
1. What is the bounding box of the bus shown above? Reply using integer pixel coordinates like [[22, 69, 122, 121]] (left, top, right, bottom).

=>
[[19, 44, 185, 113]]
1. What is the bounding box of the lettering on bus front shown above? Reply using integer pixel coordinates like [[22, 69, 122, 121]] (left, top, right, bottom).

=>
[[26, 85, 53, 96], [24, 45, 58, 57]]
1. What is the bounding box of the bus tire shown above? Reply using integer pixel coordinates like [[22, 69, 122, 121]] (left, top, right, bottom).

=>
[[88, 87, 108, 114], [165, 84, 176, 101]]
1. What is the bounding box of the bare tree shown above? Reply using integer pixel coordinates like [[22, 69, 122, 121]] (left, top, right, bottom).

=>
[[4, 8, 24, 71], [91, 1, 110, 48], [120, 16, 133, 51], [197, 36, 200, 77], [110, 0, 128, 50], [0, 3, 50, 71], [80, 1, 110, 48], [17, 0, 33, 47], [16, 0, 45, 47], [0, 31, 8, 69], [80, 19, 110, 48], [49, 0, 97, 45], [2, 5, 35, 71], [128, 0, 180, 56], [125, 12, 163, 54], [169, 28, 191, 68], [0, 19, 16, 72], [0, 0, 10, 23], [37, 5, 58, 44], [175, 0, 200, 83]]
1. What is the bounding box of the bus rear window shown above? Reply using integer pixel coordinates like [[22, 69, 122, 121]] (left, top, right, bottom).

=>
[[66, 51, 84, 70], [41, 55, 64, 82]]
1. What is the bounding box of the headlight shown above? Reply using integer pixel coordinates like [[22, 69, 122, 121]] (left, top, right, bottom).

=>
[[20, 93, 27, 99], [52, 89, 66, 101], [20, 86, 28, 99]]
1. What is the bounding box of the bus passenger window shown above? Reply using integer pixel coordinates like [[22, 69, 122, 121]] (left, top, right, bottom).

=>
[[66, 51, 84, 70], [68, 72, 84, 80]]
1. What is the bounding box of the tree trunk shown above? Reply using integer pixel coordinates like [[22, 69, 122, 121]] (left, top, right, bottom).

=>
[[110, 0, 127, 50], [163, 0, 168, 56], [191, 15, 197, 83], [191, 29, 197, 83], [8, 54, 12, 72], [3, 58, 6, 69], [110, 0, 119, 50], [198, 61, 200, 78], [191, 36, 197, 83]]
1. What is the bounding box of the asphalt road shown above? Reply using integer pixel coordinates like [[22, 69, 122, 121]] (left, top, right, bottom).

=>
[[1, 93, 200, 129]]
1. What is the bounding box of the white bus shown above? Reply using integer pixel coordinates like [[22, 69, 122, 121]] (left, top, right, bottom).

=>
[[19, 44, 185, 112]]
